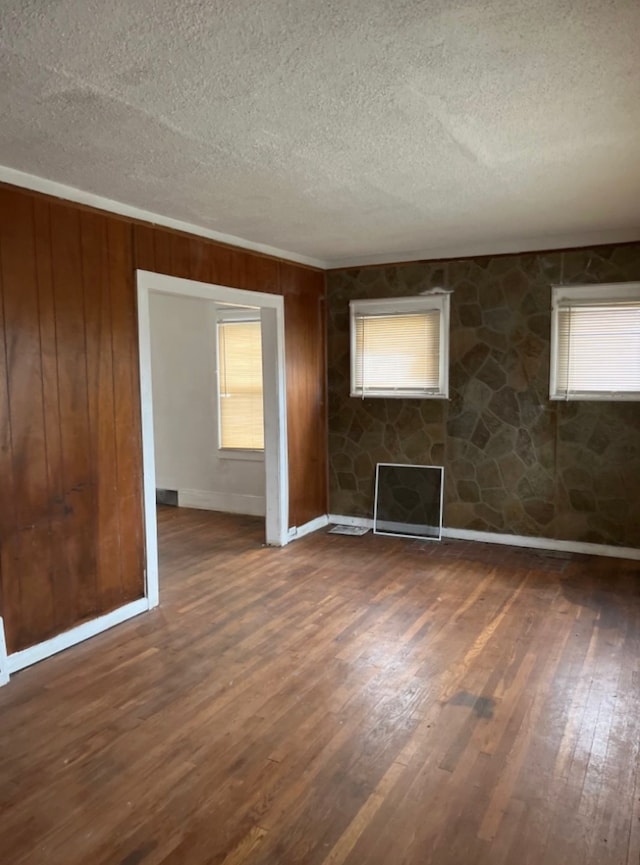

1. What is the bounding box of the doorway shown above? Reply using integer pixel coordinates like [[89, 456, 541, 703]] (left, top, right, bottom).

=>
[[136, 270, 289, 609]]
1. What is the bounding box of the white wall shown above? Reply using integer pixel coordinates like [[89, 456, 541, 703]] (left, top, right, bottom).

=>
[[149, 292, 265, 516]]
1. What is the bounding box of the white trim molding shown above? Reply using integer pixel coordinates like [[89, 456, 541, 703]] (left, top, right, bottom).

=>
[[288, 514, 330, 541], [328, 515, 640, 561], [5, 599, 149, 681], [0, 618, 9, 686], [441, 527, 640, 561], [328, 514, 374, 529], [549, 281, 640, 402], [0, 165, 325, 270], [349, 295, 450, 399], [136, 269, 290, 620], [178, 489, 265, 517], [1, 166, 639, 272], [328, 229, 640, 270]]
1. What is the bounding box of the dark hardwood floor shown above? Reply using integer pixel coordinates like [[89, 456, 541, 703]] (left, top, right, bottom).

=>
[[1, 505, 639, 865]]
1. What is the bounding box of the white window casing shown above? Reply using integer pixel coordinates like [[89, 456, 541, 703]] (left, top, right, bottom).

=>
[[550, 282, 640, 401], [350, 294, 450, 399]]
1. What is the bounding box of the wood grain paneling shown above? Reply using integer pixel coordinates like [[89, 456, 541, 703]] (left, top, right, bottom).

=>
[[0, 183, 327, 655], [188, 236, 210, 283], [33, 199, 67, 638], [280, 262, 328, 528], [132, 223, 155, 273], [0, 191, 55, 650], [107, 218, 145, 605], [209, 242, 234, 287], [0, 190, 145, 652], [49, 201, 97, 624], [132, 222, 327, 529], [80, 212, 121, 611]]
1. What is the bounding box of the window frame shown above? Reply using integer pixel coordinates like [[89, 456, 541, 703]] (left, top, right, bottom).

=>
[[349, 294, 450, 399], [215, 306, 265, 458], [549, 282, 640, 402]]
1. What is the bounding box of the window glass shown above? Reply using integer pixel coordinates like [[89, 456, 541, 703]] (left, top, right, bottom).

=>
[[550, 284, 640, 400], [350, 295, 449, 398], [218, 319, 264, 449]]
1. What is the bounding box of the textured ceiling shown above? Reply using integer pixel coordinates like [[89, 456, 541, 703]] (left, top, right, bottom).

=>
[[0, 0, 639, 267]]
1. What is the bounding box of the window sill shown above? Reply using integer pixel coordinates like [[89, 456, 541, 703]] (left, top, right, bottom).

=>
[[350, 391, 448, 400], [550, 393, 640, 402], [218, 448, 265, 462]]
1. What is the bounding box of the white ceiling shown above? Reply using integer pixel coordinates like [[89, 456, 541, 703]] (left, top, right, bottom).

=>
[[1, 0, 639, 268]]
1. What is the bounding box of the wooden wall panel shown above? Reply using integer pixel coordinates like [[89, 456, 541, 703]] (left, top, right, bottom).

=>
[[152, 228, 173, 277], [80, 212, 122, 612], [280, 263, 328, 528], [33, 199, 67, 638], [49, 202, 98, 627], [0, 189, 147, 653], [131, 224, 327, 527], [247, 254, 279, 295], [107, 219, 145, 604], [0, 183, 327, 656], [132, 224, 156, 273], [0, 191, 55, 651], [209, 244, 234, 287], [188, 237, 211, 283], [0, 222, 8, 633]]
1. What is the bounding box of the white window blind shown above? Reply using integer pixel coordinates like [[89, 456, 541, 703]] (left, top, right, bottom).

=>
[[350, 295, 449, 398], [551, 284, 640, 401], [217, 320, 264, 449]]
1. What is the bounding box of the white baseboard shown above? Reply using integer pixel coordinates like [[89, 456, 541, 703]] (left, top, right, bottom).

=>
[[328, 514, 640, 561], [441, 527, 640, 560], [328, 514, 374, 530], [178, 488, 266, 517], [288, 514, 329, 541], [0, 618, 9, 686], [5, 598, 149, 680]]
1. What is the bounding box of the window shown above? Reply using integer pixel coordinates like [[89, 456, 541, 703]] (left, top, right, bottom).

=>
[[217, 313, 264, 450], [550, 283, 640, 401], [350, 294, 450, 398]]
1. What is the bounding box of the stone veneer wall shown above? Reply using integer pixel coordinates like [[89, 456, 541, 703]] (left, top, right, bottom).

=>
[[327, 243, 640, 548]]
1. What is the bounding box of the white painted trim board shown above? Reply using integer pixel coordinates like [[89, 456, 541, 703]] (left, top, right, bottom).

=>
[[0, 165, 325, 270], [136, 270, 290, 580], [178, 489, 266, 517], [0, 618, 9, 686], [288, 514, 330, 541], [6, 599, 149, 677], [2, 165, 639, 270], [328, 515, 640, 561]]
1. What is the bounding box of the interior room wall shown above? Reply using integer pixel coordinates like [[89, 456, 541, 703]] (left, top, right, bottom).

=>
[[149, 292, 265, 515], [0, 187, 145, 655], [327, 243, 640, 548], [134, 228, 328, 531], [0, 181, 326, 656]]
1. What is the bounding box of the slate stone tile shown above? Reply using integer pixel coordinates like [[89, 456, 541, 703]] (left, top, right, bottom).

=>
[[326, 245, 640, 546]]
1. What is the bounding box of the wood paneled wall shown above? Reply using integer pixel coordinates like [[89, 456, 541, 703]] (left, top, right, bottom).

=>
[[280, 262, 327, 528], [0, 188, 145, 654], [0, 183, 327, 655], [131, 223, 328, 527]]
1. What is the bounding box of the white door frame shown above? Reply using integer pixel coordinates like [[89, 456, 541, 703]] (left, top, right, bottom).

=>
[[136, 270, 289, 609], [0, 618, 9, 686]]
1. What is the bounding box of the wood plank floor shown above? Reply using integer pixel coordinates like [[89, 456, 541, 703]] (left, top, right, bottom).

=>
[[1, 506, 639, 865]]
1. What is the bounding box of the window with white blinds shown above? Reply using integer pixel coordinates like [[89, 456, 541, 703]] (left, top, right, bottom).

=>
[[550, 283, 640, 401], [350, 295, 450, 398], [217, 318, 264, 449]]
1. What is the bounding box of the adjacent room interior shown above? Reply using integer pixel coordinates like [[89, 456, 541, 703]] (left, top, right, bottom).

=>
[[0, 2, 638, 864]]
